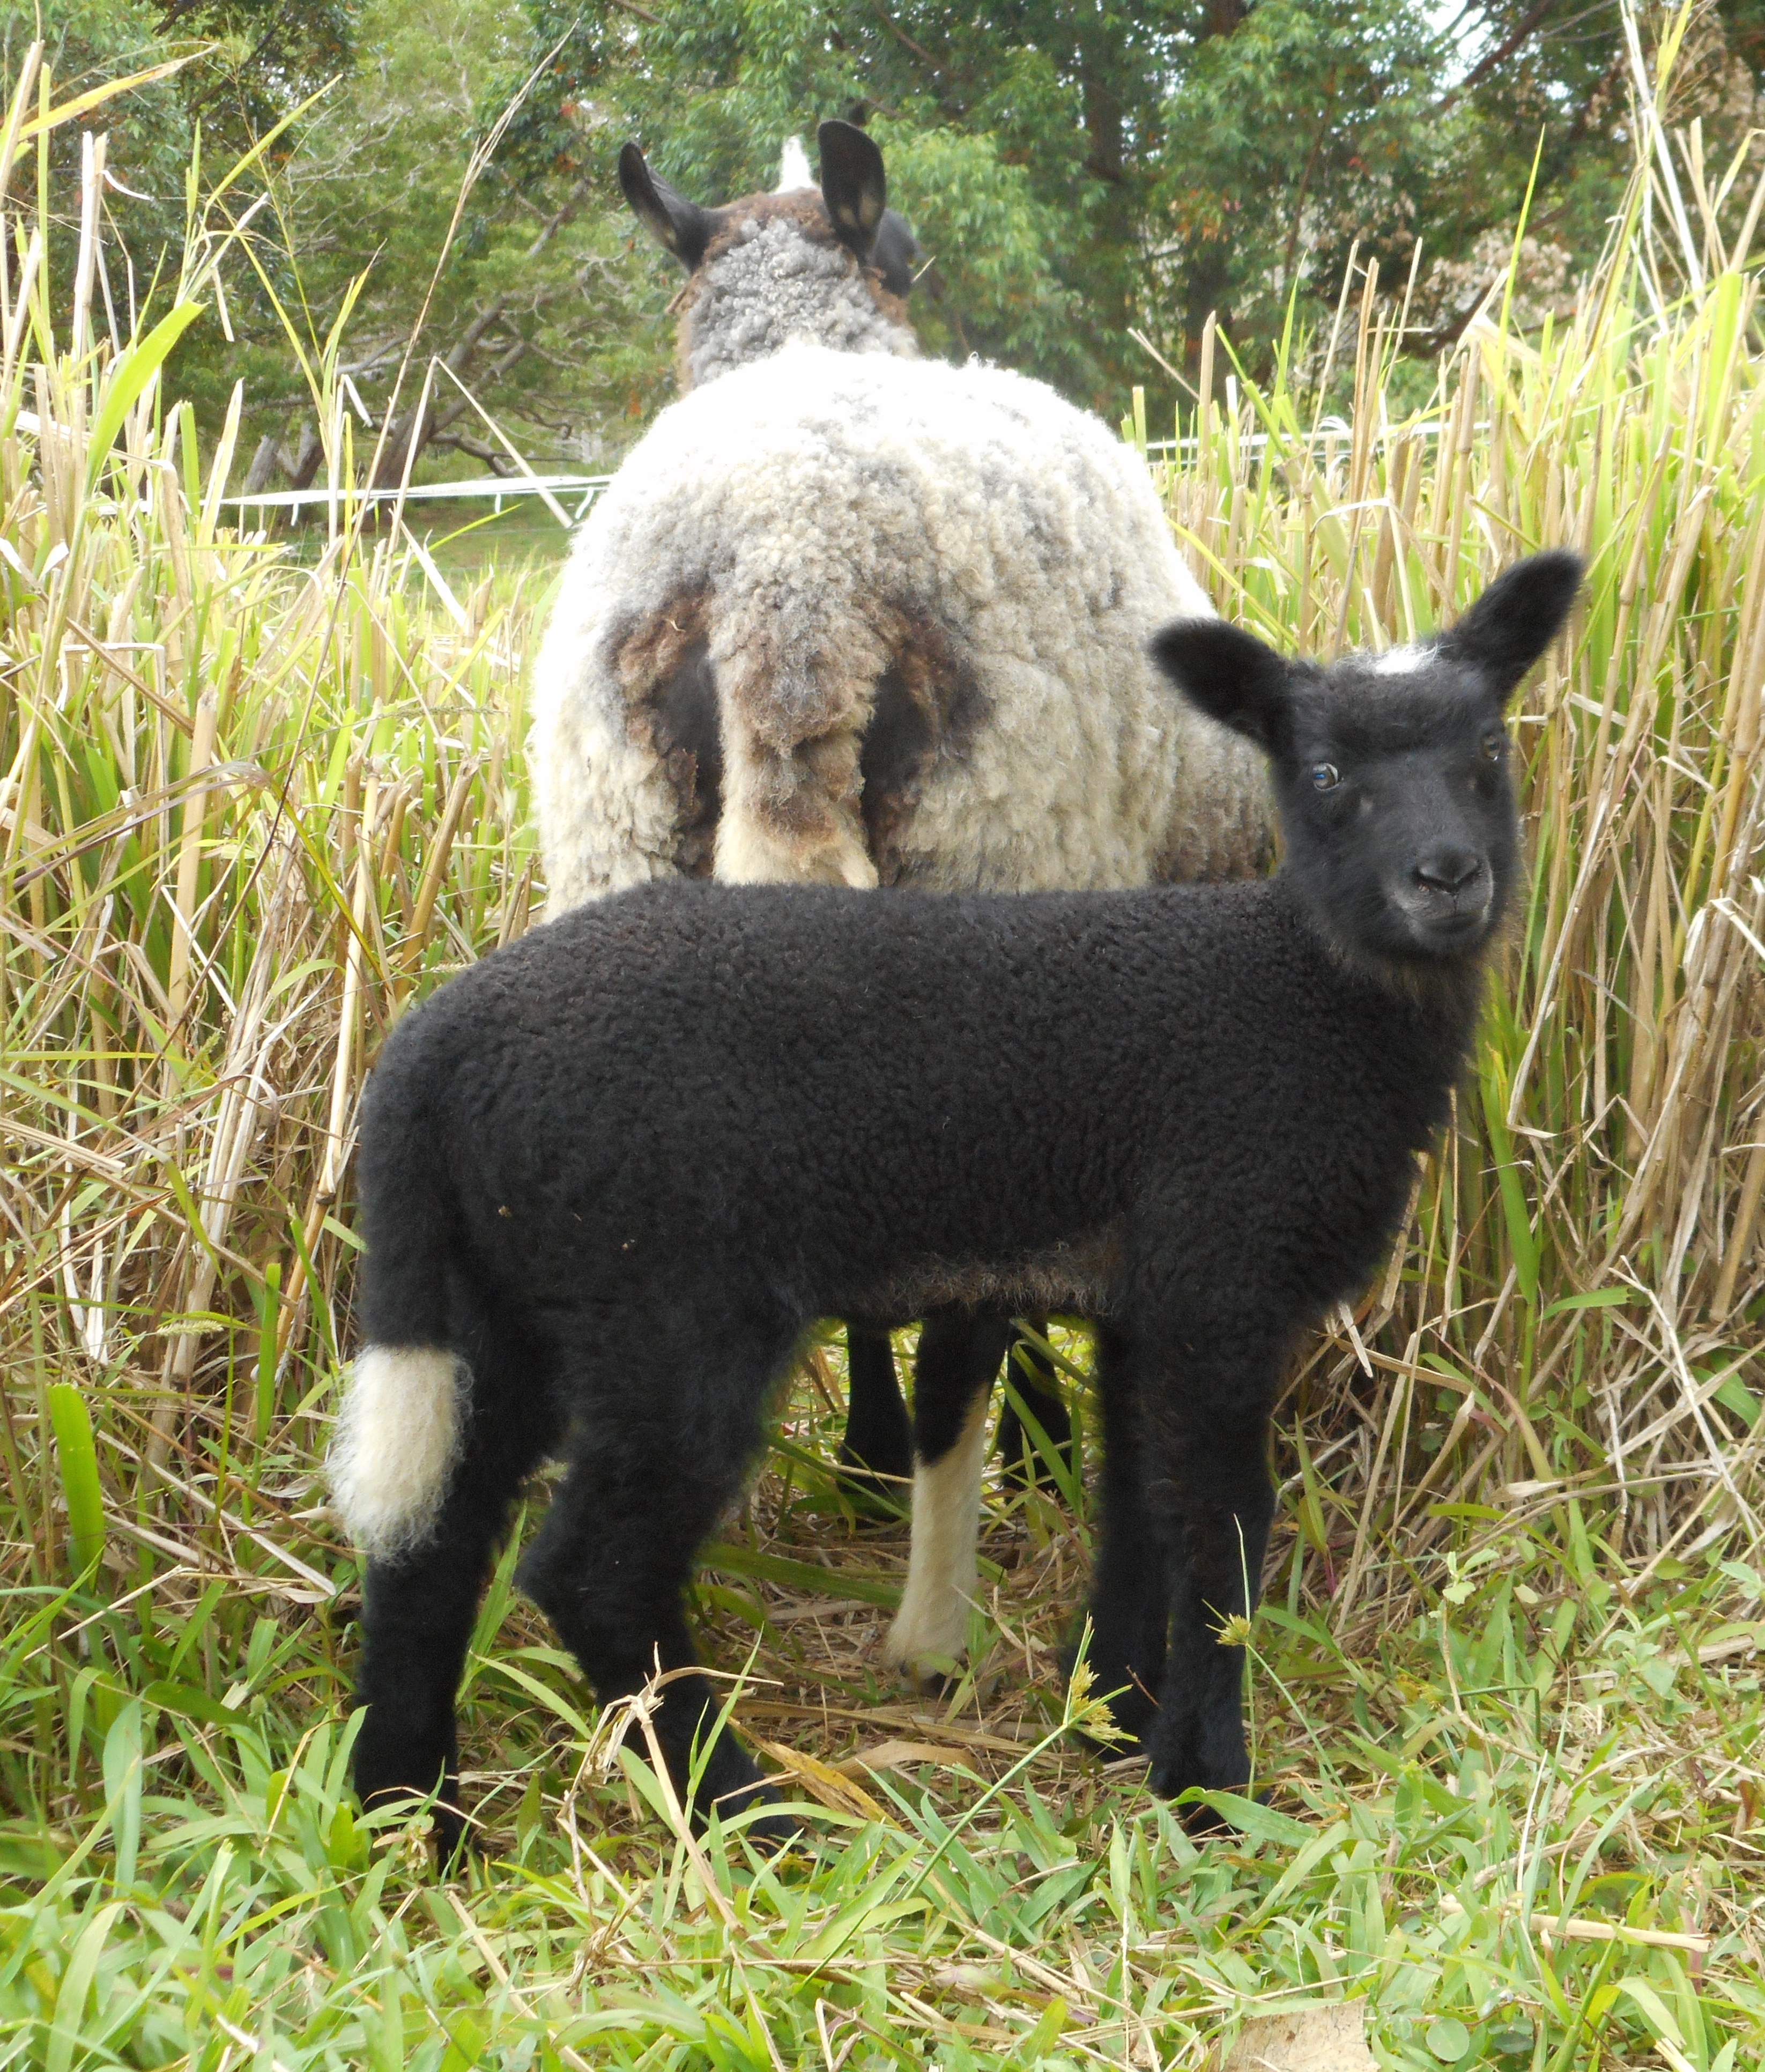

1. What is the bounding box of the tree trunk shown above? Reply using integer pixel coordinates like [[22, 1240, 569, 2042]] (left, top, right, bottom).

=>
[[241, 432, 281, 497], [286, 421, 323, 491], [369, 297, 510, 492], [1200, 0, 1249, 36]]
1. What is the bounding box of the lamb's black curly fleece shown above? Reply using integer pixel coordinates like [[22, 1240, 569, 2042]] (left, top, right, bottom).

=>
[[342, 551, 1581, 1853]]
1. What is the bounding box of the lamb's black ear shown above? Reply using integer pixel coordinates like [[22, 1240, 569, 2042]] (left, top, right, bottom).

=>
[[818, 119, 886, 262], [871, 209, 921, 298], [618, 143, 716, 269], [1148, 618, 1292, 750], [1439, 550, 1583, 701]]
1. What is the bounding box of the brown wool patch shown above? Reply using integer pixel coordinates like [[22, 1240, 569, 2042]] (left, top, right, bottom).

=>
[[858, 608, 988, 885], [612, 592, 722, 878]]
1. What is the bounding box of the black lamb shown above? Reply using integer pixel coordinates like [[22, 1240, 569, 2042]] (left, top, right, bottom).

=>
[[329, 551, 1581, 1852]]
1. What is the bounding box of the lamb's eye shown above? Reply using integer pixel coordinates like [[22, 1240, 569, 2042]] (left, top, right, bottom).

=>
[[1481, 730, 1504, 761], [1310, 763, 1341, 791]]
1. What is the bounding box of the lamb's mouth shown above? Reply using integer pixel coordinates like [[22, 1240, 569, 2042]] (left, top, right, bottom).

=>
[[1387, 879, 1494, 951]]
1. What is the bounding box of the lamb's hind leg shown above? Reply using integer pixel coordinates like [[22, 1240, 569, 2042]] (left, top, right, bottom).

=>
[[883, 1312, 1014, 1677], [517, 1326, 797, 1844], [349, 1313, 560, 1862]]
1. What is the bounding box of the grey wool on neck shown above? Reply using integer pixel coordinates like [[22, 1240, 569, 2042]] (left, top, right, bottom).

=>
[[680, 211, 917, 389], [617, 118, 921, 394]]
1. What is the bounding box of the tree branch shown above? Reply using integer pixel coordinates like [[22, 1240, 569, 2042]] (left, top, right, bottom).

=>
[[1433, 0, 1561, 115], [870, 0, 943, 75]]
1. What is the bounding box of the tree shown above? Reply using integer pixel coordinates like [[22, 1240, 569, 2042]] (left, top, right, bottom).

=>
[[495, 0, 1764, 415], [19, 1, 1760, 479]]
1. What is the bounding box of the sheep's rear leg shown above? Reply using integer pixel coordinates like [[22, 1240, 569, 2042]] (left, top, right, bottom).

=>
[[352, 1352, 557, 1864], [517, 1406, 795, 1846], [838, 1323, 913, 1506], [883, 1312, 1014, 1678]]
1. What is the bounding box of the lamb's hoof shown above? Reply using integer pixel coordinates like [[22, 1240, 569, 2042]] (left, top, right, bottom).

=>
[[1147, 1761, 1257, 1838], [732, 1790, 806, 1856], [359, 1779, 469, 1874], [702, 1763, 804, 1854], [684, 1736, 802, 1850], [433, 1798, 472, 1873]]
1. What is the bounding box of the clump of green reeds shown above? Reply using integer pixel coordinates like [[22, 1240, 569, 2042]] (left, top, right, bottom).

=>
[[0, 43, 547, 1616]]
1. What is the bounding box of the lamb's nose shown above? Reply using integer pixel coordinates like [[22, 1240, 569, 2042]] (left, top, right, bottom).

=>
[[1414, 849, 1482, 896]]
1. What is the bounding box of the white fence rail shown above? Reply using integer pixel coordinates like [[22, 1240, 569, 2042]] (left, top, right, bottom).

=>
[[217, 412, 1445, 529], [223, 472, 613, 523]]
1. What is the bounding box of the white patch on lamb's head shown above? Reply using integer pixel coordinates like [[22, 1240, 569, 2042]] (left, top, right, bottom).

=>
[[775, 137, 814, 192], [327, 1345, 465, 1560], [1368, 643, 1432, 677]]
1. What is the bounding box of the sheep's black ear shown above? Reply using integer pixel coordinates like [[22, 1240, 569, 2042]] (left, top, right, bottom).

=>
[[1148, 618, 1292, 750], [1439, 550, 1582, 702], [871, 209, 922, 298], [818, 119, 886, 262], [618, 143, 716, 269]]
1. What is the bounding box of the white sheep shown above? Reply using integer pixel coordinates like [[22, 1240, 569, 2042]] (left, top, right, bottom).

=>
[[525, 122, 1270, 1662]]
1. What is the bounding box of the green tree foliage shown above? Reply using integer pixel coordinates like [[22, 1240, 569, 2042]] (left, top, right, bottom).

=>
[[11, 3, 1762, 476], [495, 0, 1765, 419], [0, 0, 194, 285]]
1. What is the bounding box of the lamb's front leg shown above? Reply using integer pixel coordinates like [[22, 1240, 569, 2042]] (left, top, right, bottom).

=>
[[882, 1312, 1014, 1676], [1072, 1324, 1169, 1748], [1143, 1380, 1277, 1809]]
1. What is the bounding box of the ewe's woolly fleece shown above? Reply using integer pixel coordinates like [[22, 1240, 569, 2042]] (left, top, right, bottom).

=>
[[531, 344, 1271, 912]]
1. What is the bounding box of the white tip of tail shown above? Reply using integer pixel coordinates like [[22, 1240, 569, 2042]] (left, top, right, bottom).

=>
[[775, 136, 814, 192], [328, 1346, 464, 1560]]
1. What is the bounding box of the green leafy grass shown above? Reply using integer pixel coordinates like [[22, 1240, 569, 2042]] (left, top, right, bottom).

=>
[[5, 1388, 1763, 2069]]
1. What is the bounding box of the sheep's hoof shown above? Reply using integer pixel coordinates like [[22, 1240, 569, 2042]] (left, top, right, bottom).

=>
[[895, 1661, 959, 1701], [881, 1607, 968, 1692]]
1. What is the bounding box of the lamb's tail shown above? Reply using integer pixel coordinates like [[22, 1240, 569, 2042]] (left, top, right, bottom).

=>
[[327, 1063, 467, 1563]]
